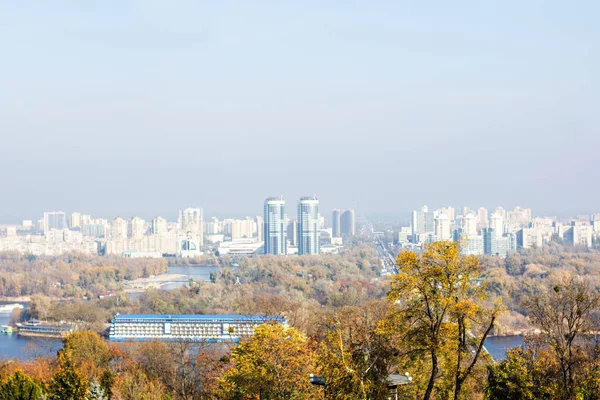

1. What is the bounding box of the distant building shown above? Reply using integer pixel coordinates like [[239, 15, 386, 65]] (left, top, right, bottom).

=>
[[109, 314, 287, 343], [434, 214, 451, 240], [263, 197, 287, 255], [459, 235, 484, 256], [489, 213, 504, 238], [476, 207, 489, 230], [564, 224, 593, 247], [340, 209, 356, 236], [516, 228, 543, 249], [462, 213, 477, 236], [287, 220, 298, 247], [179, 207, 203, 246], [152, 217, 168, 235], [130, 217, 146, 239], [43, 211, 66, 234], [298, 196, 320, 255], [411, 206, 434, 242], [332, 209, 341, 238], [483, 228, 509, 257]]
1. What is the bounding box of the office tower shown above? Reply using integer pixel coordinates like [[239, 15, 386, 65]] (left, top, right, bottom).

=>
[[43, 211, 67, 233], [489, 213, 504, 238], [332, 209, 341, 238], [298, 196, 320, 255], [152, 216, 168, 235], [130, 216, 146, 239], [264, 197, 287, 255], [287, 220, 298, 246], [434, 214, 451, 240], [179, 207, 203, 245], [411, 205, 434, 241], [340, 209, 356, 236], [462, 213, 477, 236]]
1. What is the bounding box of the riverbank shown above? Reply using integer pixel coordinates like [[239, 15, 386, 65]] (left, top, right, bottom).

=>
[[123, 273, 187, 292]]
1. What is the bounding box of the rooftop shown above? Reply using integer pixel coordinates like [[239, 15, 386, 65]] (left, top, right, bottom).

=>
[[112, 314, 286, 322]]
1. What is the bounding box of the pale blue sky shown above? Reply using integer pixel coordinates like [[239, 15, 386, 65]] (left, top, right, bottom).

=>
[[1, 1, 598, 222]]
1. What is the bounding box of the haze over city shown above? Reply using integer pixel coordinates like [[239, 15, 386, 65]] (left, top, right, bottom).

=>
[[2, 1, 599, 220]]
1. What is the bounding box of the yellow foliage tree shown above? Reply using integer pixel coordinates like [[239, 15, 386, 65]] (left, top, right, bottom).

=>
[[219, 323, 319, 399]]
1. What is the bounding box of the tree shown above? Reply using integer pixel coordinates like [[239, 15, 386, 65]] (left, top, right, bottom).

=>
[[219, 323, 319, 399], [386, 241, 500, 400], [0, 370, 44, 400], [63, 331, 111, 372], [49, 351, 89, 400], [523, 276, 600, 399], [317, 302, 394, 399], [486, 343, 559, 400]]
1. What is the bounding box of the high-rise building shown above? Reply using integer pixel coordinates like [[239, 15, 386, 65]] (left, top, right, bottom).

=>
[[255, 216, 264, 242], [287, 220, 298, 246], [462, 213, 477, 236], [130, 216, 146, 239], [332, 209, 341, 238], [340, 209, 355, 237], [43, 211, 67, 233], [70, 212, 82, 229], [179, 207, 203, 245], [483, 228, 509, 257], [152, 217, 168, 235], [411, 206, 434, 242], [476, 207, 489, 230], [110, 217, 128, 240], [516, 228, 543, 249], [264, 197, 287, 255], [298, 196, 320, 255], [489, 213, 504, 238], [434, 214, 451, 240]]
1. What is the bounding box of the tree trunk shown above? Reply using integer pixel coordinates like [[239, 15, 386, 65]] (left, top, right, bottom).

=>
[[454, 380, 463, 400], [424, 351, 438, 400]]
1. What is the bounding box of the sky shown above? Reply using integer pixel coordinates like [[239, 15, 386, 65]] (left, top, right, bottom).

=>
[[1, 1, 599, 223]]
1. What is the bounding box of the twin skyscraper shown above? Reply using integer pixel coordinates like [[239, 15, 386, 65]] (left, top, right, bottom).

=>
[[263, 196, 320, 255]]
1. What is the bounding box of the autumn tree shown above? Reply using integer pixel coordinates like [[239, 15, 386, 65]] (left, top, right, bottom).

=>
[[486, 339, 560, 400], [0, 370, 44, 400], [387, 241, 500, 400], [49, 351, 89, 400], [523, 276, 600, 399], [219, 323, 319, 400], [63, 331, 111, 380], [317, 301, 395, 399]]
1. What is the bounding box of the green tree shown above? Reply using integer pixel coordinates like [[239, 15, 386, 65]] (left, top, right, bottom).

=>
[[49, 351, 89, 400], [219, 324, 319, 399], [0, 370, 44, 400]]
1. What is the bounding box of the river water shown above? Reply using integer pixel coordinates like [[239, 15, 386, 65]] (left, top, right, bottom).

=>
[[0, 266, 524, 361]]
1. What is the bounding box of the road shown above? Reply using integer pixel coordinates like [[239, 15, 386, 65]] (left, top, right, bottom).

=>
[[374, 234, 398, 274]]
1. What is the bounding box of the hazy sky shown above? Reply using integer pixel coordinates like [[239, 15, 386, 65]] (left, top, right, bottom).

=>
[[1, 1, 598, 222]]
